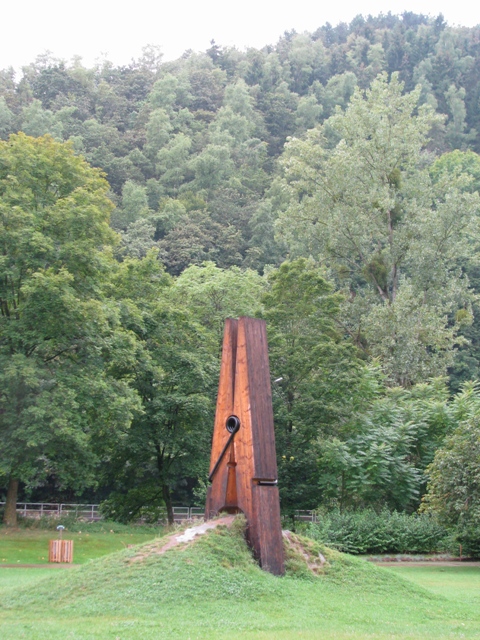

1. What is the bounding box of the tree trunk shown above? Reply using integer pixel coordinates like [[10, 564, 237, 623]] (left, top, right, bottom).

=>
[[163, 483, 174, 525], [3, 477, 19, 527], [291, 512, 296, 533]]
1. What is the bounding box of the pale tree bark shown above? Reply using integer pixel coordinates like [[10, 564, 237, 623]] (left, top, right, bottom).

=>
[[3, 477, 19, 527]]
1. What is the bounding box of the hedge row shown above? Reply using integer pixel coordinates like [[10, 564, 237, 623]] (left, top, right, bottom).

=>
[[301, 509, 449, 555]]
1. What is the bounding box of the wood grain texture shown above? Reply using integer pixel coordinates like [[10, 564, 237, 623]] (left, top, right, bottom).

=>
[[243, 318, 278, 480], [205, 317, 284, 575], [250, 484, 284, 575], [48, 539, 74, 563], [205, 319, 237, 519]]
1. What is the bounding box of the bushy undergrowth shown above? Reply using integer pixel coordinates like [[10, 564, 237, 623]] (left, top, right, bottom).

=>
[[455, 526, 480, 558], [302, 509, 449, 555]]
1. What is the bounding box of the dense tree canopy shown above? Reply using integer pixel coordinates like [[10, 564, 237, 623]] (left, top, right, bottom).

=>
[[0, 134, 138, 525], [99, 252, 218, 524], [278, 74, 480, 386], [2, 14, 480, 534], [421, 382, 480, 553], [262, 259, 368, 515]]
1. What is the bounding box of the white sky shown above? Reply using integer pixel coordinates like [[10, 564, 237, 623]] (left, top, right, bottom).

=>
[[2, 1, 479, 73]]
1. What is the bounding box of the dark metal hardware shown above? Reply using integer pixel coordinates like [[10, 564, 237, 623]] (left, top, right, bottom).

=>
[[208, 416, 240, 482]]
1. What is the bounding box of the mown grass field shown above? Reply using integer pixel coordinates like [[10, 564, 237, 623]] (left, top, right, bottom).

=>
[[386, 565, 480, 606], [0, 522, 161, 564], [0, 520, 479, 639]]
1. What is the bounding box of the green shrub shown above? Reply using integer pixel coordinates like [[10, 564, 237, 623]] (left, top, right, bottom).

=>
[[99, 487, 167, 524], [455, 526, 480, 557], [303, 509, 448, 555]]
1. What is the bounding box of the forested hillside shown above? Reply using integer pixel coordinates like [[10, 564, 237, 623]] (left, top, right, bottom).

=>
[[2, 13, 480, 543], [2, 13, 480, 272]]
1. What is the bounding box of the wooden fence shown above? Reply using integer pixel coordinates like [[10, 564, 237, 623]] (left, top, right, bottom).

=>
[[0, 503, 101, 520]]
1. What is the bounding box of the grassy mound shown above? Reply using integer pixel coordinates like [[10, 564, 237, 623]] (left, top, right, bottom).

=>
[[1, 517, 479, 639]]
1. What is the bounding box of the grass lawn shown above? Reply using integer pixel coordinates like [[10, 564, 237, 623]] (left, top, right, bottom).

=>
[[0, 568, 58, 597], [0, 521, 479, 639], [386, 564, 480, 606], [0, 523, 161, 564]]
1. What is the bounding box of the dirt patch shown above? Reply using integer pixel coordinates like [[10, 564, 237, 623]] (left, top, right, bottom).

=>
[[366, 554, 480, 566], [129, 515, 236, 563], [283, 530, 327, 575]]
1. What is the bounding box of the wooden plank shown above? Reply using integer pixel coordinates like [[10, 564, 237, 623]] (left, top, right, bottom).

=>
[[243, 318, 278, 480], [48, 539, 57, 563], [250, 484, 284, 575], [205, 319, 237, 519], [224, 444, 238, 508], [205, 316, 284, 575], [208, 318, 238, 473], [48, 539, 74, 563], [232, 317, 255, 521]]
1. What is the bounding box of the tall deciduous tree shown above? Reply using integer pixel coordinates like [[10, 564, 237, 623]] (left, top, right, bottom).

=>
[[429, 150, 480, 391], [101, 252, 217, 524], [172, 261, 265, 342], [0, 134, 138, 525], [278, 74, 480, 386], [261, 259, 368, 517], [421, 382, 480, 554]]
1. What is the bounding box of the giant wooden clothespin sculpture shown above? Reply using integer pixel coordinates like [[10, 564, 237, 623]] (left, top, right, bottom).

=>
[[205, 317, 284, 576]]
